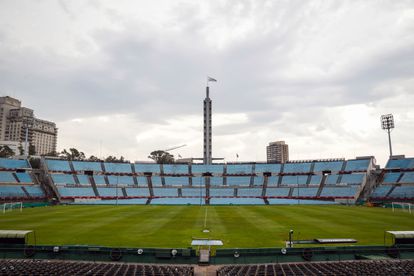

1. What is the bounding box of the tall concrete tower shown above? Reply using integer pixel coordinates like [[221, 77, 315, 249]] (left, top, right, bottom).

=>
[[203, 86, 212, 164]]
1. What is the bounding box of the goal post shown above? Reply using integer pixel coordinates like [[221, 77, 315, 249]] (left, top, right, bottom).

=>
[[391, 202, 412, 214], [2, 202, 23, 214]]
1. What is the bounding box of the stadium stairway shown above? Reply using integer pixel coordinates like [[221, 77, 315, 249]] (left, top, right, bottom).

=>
[[20, 186, 31, 197], [89, 175, 100, 197], [40, 159, 61, 201], [316, 174, 327, 197]]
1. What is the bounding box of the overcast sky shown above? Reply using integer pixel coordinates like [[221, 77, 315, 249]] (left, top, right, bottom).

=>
[[1, 0, 413, 166]]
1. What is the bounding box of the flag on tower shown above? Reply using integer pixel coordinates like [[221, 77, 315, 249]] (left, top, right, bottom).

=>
[[208, 76, 217, 82]]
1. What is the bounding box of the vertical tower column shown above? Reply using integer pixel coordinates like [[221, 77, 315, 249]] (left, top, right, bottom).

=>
[[203, 86, 212, 164]]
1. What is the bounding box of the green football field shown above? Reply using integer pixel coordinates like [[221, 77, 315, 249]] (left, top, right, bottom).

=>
[[1, 205, 414, 248]]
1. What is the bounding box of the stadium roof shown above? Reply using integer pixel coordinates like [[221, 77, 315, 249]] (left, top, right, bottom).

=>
[[0, 230, 33, 239]]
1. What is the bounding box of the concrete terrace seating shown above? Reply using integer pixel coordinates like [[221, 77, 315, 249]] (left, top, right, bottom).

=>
[[51, 174, 75, 185], [254, 163, 281, 174], [283, 162, 312, 173], [226, 176, 250, 186], [344, 159, 370, 171], [151, 176, 163, 187], [265, 188, 290, 197], [226, 164, 253, 175], [280, 175, 307, 185], [103, 162, 132, 174], [97, 187, 122, 197], [182, 188, 205, 197], [210, 188, 234, 196], [24, 186, 44, 197], [386, 157, 414, 169], [191, 176, 206, 186], [72, 161, 103, 172], [253, 176, 264, 186], [134, 163, 161, 174], [292, 187, 319, 197], [266, 176, 280, 186], [137, 176, 148, 186], [324, 174, 339, 185], [399, 172, 414, 183], [370, 185, 393, 198], [237, 188, 262, 196], [0, 185, 27, 197], [388, 186, 414, 198], [45, 159, 71, 172], [0, 158, 30, 169], [382, 172, 401, 183], [15, 172, 33, 183], [320, 186, 357, 197], [163, 164, 189, 174], [93, 175, 107, 185], [151, 197, 204, 205], [107, 175, 135, 186], [313, 161, 344, 172], [267, 198, 336, 205], [77, 175, 90, 185], [309, 175, 322, 185], [125, 188, 150, 197], [164, 176, 189, 186], [210, 197, 265, 205], [339, 173, 365, 184], [191, 164, 224, 174], [58, 187, 95, 197], [0, 172, 17, 183], [153, 188, 178, 197]]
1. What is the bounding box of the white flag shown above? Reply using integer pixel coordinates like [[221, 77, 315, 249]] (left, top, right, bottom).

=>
[[207, 76, 217, 82]]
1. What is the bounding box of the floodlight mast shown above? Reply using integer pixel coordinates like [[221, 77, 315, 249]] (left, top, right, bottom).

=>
[[381, 114, 394, 158]]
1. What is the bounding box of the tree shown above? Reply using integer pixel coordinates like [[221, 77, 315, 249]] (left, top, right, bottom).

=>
[[29, 144, 36, 156], [148, 150, 174, 164], [60, 148, 86, 161], [105, 155, 127, 163], [43, 151, 58, 157], [18, 144, 24, 156], [0, 145, 15, 158], [87, 155, 102, 162]]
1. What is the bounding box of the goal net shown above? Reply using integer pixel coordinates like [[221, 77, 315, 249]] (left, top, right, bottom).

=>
[[2, 202, 23, 214], [391, 202, 413, 214]]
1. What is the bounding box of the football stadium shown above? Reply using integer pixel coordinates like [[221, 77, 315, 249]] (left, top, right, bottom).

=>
[[1, 155, 414, 275]]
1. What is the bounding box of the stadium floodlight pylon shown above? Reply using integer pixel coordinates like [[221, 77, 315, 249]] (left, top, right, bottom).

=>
[[381, 114, 394, 158]]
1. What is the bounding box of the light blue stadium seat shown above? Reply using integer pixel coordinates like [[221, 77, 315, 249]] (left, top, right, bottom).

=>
[[209, 177, 223, 186], [72, 161, 103, 172], [283, 163, 312, 173], [344, 159, 370, 171], [267, 198, 337, 205], [51, 174, 75, 185], [386, 158, 414, 169], [267, 176, 280, 186], [73, 198, 147, 205], [15, 172, 33, 183], [93, 175, 107, 185], [253, 177, 264, 186], [309, 175, 322, 185], [210, 188, 234, 196], [320, 186, 357, 197], [58, 187, 95, 197], [226, 164, 253, 174], [24, 186, 45, 197], [104, 163, 132, 173], [77, 175, 90, 185], [399, 172, 414, 184], [382, 173, 401, 184], [292, 188, 318, 197], [153, 188, 178, 196], [164, 176, 189, 186], [266, 188, 290, 196], [209, 198, 264, 205], [134, 163, 161, 174], [339, 174, 364, 184], [255, 164, 281, 174], [0, 185, 26, 197], [226, 176, 251, 186], [192, 177, 206, 186], [370, 185, 392, 197], [182, 188, 205, 197], [151, 198, 204, 205], [389, 186, 414, 198], [191, 164, 224, 174], [151, 176, 163, 187], [137, 176, 148, 186], [0, 172, 17, 183], [46, 159, 71, 171], [0, 158, 30, 169], [97, 187, 122, 197], [163, 164, 189, 174], [125, 188, 150, 197], [280, 175, 307, 185], [324, 174, 339, 185], [107, 176, 135, 186], [313, 161, 344, 172], [238, 188, 262, 196]]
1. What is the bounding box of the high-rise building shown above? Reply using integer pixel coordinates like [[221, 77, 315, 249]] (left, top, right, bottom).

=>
[[267, 141, 289, 163], [203, 86, 212, 164], [0, 96, 57, 155]]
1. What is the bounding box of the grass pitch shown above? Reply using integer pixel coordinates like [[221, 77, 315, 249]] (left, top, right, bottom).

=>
[[1, 205, 414, 248]]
